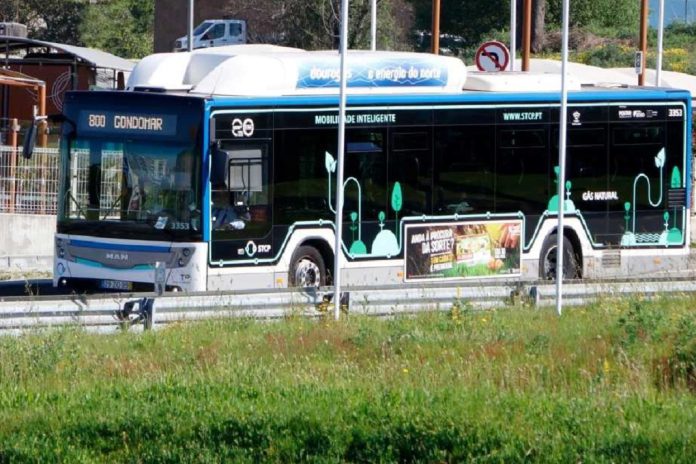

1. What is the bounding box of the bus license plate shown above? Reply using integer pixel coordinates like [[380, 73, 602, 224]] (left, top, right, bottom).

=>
[[99, 279, 132, 291]]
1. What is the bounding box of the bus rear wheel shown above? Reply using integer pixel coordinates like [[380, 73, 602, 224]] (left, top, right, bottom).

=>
[[540, 234, 580, 280], [289, 246, 326, 288]]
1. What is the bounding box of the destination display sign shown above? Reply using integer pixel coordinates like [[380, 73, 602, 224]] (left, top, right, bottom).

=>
[[78, 111, 178, 136], [296, 57, 450, 89], [404, 220, 522, 281]]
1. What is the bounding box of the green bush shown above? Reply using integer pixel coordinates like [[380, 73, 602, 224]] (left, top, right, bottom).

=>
[[578, 43, 635, 68]]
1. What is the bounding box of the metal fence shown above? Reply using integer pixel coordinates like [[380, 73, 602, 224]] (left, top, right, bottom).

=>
[[0, 145, 60, 215]]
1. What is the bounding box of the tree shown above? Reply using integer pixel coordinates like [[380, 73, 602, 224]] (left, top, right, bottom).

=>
[[531, 0, 546, 53], [545, 0, 639, 30], [218, 0, 409, 51], [0, 0, 86, 45], [81, 0, 154, 59], [409, 0, 639, 54], [409, 0, 509, 46], [515, 0, 547, 53]]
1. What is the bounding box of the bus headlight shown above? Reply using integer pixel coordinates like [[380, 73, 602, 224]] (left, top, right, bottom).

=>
[[178, 258, 185, 267]]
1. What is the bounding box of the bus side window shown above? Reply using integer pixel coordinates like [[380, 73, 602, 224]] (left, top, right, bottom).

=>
[[273, 129, 335, 224], [610, 125, 664, 211], [554, 126, 608, 217], [345, 129, 387, 222], [390, 130, 432, 216], [496, 127, 549, 213], [434, 126, 495, 215]]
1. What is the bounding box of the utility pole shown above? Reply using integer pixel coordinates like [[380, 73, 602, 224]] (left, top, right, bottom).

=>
[[187, 0, 194, 52], [334, 0, 350, 320], [432, 0, 440, 54], [656, 0, 665, 87], [510, 0, 517, 71], [522, 0, 532, 71], [370, 0, 377, 51], [556, 0, 570, 316], [638, 0, 648, 86]]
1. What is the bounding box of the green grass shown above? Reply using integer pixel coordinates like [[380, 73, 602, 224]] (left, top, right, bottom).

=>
[[1, 296, 695, 462]]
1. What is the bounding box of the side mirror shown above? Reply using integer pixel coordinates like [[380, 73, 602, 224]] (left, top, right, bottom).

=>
[[22, 116, 45, 160], [210, 144, 230, 188]]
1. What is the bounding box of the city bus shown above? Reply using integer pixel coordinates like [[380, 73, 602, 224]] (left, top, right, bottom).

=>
[[42, 46, 691, 292]]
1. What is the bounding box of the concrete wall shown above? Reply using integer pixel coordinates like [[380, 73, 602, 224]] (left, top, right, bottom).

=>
[[0, 213, 55, 272]]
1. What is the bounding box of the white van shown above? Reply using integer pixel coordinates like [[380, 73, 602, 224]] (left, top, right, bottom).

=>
[[174, 19, 247, 51]]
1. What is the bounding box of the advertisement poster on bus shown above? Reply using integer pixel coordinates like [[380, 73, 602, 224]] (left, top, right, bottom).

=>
[[404, 220, 522, 281]]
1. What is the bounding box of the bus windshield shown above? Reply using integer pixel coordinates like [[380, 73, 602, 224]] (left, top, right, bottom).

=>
[[58, 136, 202, 240]]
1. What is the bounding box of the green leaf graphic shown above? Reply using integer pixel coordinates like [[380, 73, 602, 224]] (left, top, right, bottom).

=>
[[324, 151, 336, 173], [391, 182, 402, 213], [671, 166, 682, 188]]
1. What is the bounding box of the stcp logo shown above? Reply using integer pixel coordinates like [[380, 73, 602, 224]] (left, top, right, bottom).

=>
[[231, 118, 254, 137]]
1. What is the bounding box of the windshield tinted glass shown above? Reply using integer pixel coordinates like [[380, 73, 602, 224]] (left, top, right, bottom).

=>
[[59, 137, 201, 239]]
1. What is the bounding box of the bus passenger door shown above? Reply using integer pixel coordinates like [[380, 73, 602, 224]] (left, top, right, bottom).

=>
[[209, 141, 272, 264]]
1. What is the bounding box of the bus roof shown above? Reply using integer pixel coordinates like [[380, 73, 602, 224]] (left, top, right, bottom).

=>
[[127, 47, 468, 95], [124, 46, 692, 102]]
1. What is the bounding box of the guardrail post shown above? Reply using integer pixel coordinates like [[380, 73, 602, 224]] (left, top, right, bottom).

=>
[[117, 297, 156, 331], [529, 286, 540, 307], [142, 298, 155, 330], [154, 262, 166, 296]]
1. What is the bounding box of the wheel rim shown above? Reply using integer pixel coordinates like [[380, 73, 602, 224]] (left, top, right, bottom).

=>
[[294, 257, 321, 287]]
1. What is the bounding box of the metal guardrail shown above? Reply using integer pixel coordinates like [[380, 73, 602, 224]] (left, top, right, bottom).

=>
[[2, 278, 696, 332]]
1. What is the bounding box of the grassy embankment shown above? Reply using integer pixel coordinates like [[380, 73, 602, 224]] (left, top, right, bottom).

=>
[[1, 296, 695, 462], [574, 23, 696, 75]]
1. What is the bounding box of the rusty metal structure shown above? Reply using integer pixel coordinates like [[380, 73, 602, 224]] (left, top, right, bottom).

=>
[[0, 35, 134, 143]]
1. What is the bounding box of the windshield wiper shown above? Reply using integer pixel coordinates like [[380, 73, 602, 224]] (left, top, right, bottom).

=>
[[66, 188, 88, 219], [101, 194, 123, 220]]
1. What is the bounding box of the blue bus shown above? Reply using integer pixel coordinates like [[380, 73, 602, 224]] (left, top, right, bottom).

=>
[[40, 47, 691, 292]]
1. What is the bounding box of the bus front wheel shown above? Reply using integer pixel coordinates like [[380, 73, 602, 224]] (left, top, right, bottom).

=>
[[289, 246, 326, 288], [539, 234, 580, 280]]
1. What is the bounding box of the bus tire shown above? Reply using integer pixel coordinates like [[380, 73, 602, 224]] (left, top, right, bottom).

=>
[[289, 245, 326, 288], [539, 234, 580, 280]]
